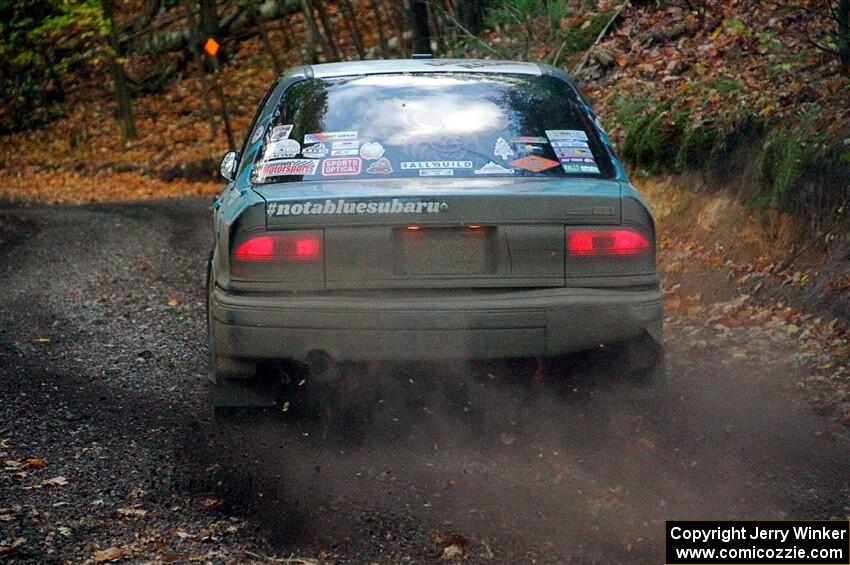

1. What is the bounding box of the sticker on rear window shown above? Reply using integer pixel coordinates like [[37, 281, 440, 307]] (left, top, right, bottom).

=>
[[270, 124, 293, 141], [258, 159, 318, 177], [266, 139, 301, 159], [250, 125, 266, 144], [304, 131, 358, 143], [359, 142, 385, 161], [560, 156, 597, 164], [512, 136, 548, 144], [550, 139, 589, 148], [331, 140, 359, 150], [562, 163, 600, 174], [554, 147, 593, 159], [302, 143, 328, 158], [367, 157, 393, 174], [330, 149, 359, 156], [510, 156, 559, 173], [474, 161, 514, 175], [494, 137, 513, 160], [400, 161, 472, 170], [322, 157, 361, 176], [545, 129, 588, 141], [419, 169, 453, 176]]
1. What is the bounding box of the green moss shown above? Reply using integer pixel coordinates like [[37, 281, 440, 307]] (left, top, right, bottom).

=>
[[621, 105, 686, 172], [675, 124, 719, 171]]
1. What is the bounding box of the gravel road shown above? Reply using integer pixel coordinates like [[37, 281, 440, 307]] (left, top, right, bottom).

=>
[[1, 198, 848, 564]]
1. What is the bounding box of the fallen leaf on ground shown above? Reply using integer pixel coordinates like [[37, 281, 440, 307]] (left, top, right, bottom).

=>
[[42, 476, 69, 486], [167, 298, 180, 307], [94, 547, 126, 562], [117, 507, 148, 517], [25, 458, 45, 469]]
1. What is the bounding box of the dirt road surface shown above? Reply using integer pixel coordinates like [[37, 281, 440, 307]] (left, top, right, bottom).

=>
[[1, 199, 848, 564]]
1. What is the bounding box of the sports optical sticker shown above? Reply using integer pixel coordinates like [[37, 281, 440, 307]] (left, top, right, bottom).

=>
[[258, 159, 318, 176], [304, 131, 358, 143], [322, 157, 362, 176]]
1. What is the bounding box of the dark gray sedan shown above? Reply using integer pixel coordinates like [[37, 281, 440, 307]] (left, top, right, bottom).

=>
[[208, 58, 664, 407]]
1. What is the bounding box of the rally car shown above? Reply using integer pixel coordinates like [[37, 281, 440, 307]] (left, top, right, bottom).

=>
[[207, 58, 664, 407]]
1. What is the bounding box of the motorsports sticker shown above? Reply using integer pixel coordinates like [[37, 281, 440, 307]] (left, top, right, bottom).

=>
[[267, 198, 449, 217], [258, 159, 318, 176], [665, 520, 849, 565]]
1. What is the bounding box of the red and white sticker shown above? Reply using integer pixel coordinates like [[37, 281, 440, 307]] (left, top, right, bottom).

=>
[[509, 156, 559, 173], [322, 157, 362, 176], [259, 159, 318, 176]]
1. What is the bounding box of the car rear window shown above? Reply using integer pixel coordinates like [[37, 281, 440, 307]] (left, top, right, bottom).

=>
[[252, 73, 614, 184]]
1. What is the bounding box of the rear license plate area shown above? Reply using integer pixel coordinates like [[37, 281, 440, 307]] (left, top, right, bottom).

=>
[[395, 226, 495, 275]]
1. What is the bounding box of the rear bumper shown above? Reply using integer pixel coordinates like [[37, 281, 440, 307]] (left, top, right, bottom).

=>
[[211, 286, 663, 362]]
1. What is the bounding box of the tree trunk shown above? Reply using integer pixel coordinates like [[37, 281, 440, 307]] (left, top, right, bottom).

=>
[[340, 0, 366, 60], [313, 0, 341, 61], [410, 0, 430, 53], [369, 0, 390, 59], [391, 0, 408, 57], [456, 0, 488, 35], [254, 7, 283, 73], [210, 59, 236, 151], [198, 0, 219, 40], [839, 0, 850, 74], [300, 0, 320, 63], [426, 1, 445, 55], [100, 0, 137, 139]]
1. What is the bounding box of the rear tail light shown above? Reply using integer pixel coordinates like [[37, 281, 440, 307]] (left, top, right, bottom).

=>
[[234, 233, 322, 262], [567, 229, 650, 256]]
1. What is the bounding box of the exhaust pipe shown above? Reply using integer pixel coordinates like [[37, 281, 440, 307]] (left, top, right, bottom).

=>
[[305, 350, 341, 381]]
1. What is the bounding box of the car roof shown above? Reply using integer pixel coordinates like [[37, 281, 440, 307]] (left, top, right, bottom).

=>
[[306, 58, 545, 79]]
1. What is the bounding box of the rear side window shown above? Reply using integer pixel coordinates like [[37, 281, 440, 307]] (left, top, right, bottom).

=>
[[253, 73, 613, 184]]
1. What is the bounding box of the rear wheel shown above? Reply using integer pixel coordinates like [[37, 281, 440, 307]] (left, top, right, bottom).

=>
[[622, 333, 668, 399]]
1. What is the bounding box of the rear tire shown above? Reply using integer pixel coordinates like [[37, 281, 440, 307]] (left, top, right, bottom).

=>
[[622, 333, 668, 399], [207, 252, 274, 410]]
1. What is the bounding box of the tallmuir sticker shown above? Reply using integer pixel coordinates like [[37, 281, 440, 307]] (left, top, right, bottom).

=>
[[366, 157, 393, 174], [359, 141, 385, 160], [509, 155, 559, 173], [322, 157, 361, 176], [474, 161, 514, 175], [330, 149, 359, 156], [561, 163, 600, 174], [267, 198, 448, 217], [401, 161, 472, 170], [494, 137, 513, 160], [302, 143, 328, 158], [545, 129, 588, 141], [304, 131, 358, 143], [259, 159, 318, 176], [267, 139, 301, 159], [419, 169, 453, 176], [270, 124, 293, 141]]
